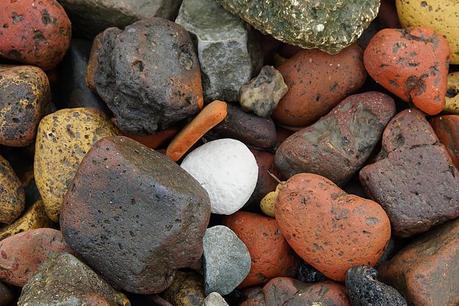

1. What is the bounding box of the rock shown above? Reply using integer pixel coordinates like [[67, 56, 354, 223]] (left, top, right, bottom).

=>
[[60, 136, 211, 294], [364, 27, 450, 115], [379, 218, 459, 306], [203, 226, 251, 295], [202, 292, 229, 306], [378, 0, 401, 28], [276, 173, 391, 281], [275, 92, 396, 185], [125, 128, 179, 150], [0, 65, 50, 147], [0, 228, 72, 286], [260, 186, 279, 217], [240, 287, 265, 306], [225, 212, 297, 288], [272, 44, 367, 127], [359, 109, 459, 237], [0, 0, 71, 70], [0, 282, 13, 306], [0, 155, 25, 225], [34, 108, 118, 222], [87, 18, 203, 134], [297, 262, 327, 283], [58, 0, 182, 38], [240, 66, 288, 117], [346, 266, 407, 306], [181, 139, 258, 215], [396, 0, 459, 64], [161, 271, 205, 306], [176, 0, 262, 102], [215, 0, 379, 54], [18, 253, 130, 306], [445, 71, 459, 114], [431, 115, 459, 168]]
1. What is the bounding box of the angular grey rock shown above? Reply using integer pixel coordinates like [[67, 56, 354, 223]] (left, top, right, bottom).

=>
[[240, 66, 288, 117], [176, 0, 262, 102], [203, 226, 251, 295], [18, 253, 130, 306], [202, 292, 229, 306]]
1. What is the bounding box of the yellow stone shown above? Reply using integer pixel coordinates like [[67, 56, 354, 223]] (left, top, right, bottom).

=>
[[445, 72, 459, 114], [34, 108, 118, 222], [161, 271, 205, 306], [0, 155, 25, 224], [260, 184, 281, 217]]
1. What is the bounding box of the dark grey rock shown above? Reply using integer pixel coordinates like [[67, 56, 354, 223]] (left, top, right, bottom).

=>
[[297, 262, 327, 283]]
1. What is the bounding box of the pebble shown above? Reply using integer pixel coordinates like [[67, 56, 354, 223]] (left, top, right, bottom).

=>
[[87, 18, 203, 134], [203, 226, 251, 295], [125, 128, 179, 150], [175, 0, 262, 102], [240, 66, 288, 118], [0, 0, 71, 70], [0, 65, 50, 147], [297, 262, 327, 283], [359, 109, 459, 237], [240, 287, 265, 306], [345, 266, 407, 306], [276, 173, 391, 281], [181, 139, 258, 215], [161, 271, 206, 306], [0, 155, 25, 225], [202, 292, 229, 306], [60, 136, 211, 294], [0, 282, 13, 306], [364, 27, 450, 115], [272, 44, 367, 127], [275, 92, 396, 184], [259, 186, 279, 217], [431, 115, 459, 168], [445, 71, 459, 114], [34, 107, 118, 222], [18, 253, 130, 306]]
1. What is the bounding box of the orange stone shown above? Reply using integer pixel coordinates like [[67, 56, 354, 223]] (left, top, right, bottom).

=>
[[124, 128, 179, 150], [431, 115, 459, 168]]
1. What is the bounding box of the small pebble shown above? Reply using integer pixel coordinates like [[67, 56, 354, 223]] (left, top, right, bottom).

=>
[[161, 271, 206, 306], [297, 262, 327, 283], [445, 71, 459, 114], [202, 292, 229, 306], [260, 186, 279, 217]]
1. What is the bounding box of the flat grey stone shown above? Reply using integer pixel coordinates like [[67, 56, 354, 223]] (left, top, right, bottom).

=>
[[202, 292, 229, 306]]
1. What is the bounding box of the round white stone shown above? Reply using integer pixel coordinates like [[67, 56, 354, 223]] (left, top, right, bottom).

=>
[[181, 138, 258, 215]]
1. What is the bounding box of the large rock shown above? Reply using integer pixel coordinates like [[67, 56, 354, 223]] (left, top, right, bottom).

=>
[[60, 136, 211, 294], [176, 0, 262, 102]]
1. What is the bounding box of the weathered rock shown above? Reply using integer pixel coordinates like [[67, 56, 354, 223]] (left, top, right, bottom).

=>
[[431, 115, 459, 168], [275, 92, 396, 185], [203, 226, 251, 295], [297, 262, 327, 283], [240, 66, 288, 117], [87, 18, 203, 134], [359, 109, 459, 237], [202, 292, 229, 306], [176, 0, 262, 102], [161, 271, 206, 306], [240, 287, 265, 306], [346, 266, 407, 306], [0, 155, 25, 225], [215, 0, 379, 54], [18, 253, 130, 306], [0, 65, 50, 147], [61, 136, 211, 294]]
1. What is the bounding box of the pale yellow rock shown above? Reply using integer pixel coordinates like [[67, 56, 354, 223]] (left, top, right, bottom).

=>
[[260, 185, 280, 217], [0, 155, 25, 224], [34, 108, 118, 222], [445, 72, 459, 114], [396, 0, 459, 64]]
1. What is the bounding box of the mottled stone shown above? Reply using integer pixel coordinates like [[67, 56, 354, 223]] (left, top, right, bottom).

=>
[[162, 271, 206, 306], [0, 155, 24, 225], [61, 136, 211, 294], [176, 0, 262, 102], [202, 292, 229, 306], [431, 115, 459, 168], [297, 263, 327, 283]]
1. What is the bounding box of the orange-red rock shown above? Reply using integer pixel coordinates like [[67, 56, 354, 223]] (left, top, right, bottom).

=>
[[276, 173, 391, 281], [431, 115, 459, 168], [225, 212, 297, 288], [124, 128, 179, 150]]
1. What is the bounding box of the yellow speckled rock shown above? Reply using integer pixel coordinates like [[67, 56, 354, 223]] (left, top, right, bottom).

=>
[[260, 186, 280, 218], [446, 71, 459, 114], [0, 155, 25, 224], [161, 271, 205, 306], [34, 108, 118, 222], [396, 0, 459, 64]]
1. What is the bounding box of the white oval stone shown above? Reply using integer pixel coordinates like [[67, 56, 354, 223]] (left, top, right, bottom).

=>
[[181, 138, 258, 215]]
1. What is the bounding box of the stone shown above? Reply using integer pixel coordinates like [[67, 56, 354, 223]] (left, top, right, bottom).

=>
[[0, 228, 73, 286], [272, 44, 367, 127], [0, 155, 24, 225], [378, 0, 401, 28], [431, 115, 459, 168], [445, 72, 459, 114], [0, 282, 13, 306], [202, 292, 229, 306], [125, 128, 179, 150], [87, 18, 203, 134], [58, 0, 183, 38], [161, 271, 206, 306], [297, 263, 327, 283], [203, 226, 251, 295], [379, 218, 459, 306], [0, 0, 71, 70], [18, 253, 130, 306], [34, 108, 118, 222], [260, 186, 279, 217], [0, 65, 50, 147], [240, 66, 288, 117], [225, 212, 297, 288], [359, 109, 459, 237], [176, 0, 262, 102], [181, 139, 258, 215], [346, 266, 407, 306], [364, 27, 450, 115], [240, 287, 265, 306], [60, 136, 211, 294], [275, 92, 396, 185], [276, 173, 391, 281]]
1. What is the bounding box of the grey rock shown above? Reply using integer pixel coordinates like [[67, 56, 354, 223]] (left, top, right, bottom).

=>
[[176, 0, 262, 102], [18, 253, 130, 306], [240, 66, 288, 117], [203, 226, 251, 295], [202, 292, 229, 306]]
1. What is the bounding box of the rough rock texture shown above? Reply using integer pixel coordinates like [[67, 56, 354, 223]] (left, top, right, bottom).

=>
[[346, 266, 407, 306], [61, 136, 210, 294], [0, 155, 25, 225], [297, 263, 327, 283], [431, 115, 459, 168], [88, 18, 203, 134], [161, 271, 206, 306], [18, 253, 130, 306], [360, 109, 459, 237], [215, 0, 379, 54], [202, 292, 229, 306], [176, 0, 262, 102], [275, 92, 396, 185]]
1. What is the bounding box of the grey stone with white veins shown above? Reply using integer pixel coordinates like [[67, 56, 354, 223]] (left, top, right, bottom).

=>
[[176, 0, 262, 102], [203, 226, 251, 295], [202, 292, 229, 306]]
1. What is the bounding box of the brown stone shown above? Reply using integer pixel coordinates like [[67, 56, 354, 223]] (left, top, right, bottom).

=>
[[431, 115, 459, 168], [0, 155, 25, 225], [161, 271, 205, 306]]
